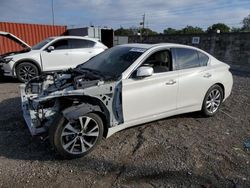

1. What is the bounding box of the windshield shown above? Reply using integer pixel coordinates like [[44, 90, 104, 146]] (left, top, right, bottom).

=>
[[77, 46, 146, 79], [32, 38, 54, 50]]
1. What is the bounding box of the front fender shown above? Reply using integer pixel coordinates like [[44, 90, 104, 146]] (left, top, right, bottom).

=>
[[62, 103, 103, 122], [14, 58, 42, 76]]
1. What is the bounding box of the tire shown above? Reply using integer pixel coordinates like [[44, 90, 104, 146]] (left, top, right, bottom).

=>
[[49, 113, 104, 159], [16, 62, 39, 82], [201, 84, 223, 117]]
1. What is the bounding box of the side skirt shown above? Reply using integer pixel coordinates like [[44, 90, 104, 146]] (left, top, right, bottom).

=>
[[105, 105, 201, 138]]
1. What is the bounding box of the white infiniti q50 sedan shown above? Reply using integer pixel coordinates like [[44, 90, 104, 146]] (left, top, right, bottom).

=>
[[20, 43, 233, 158]]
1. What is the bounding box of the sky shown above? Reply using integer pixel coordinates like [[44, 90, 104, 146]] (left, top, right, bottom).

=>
[[0, 0, 249, 32]]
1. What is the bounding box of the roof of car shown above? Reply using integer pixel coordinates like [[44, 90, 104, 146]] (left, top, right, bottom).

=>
[[119, 43, 153, 49], [51, 35, 101, 42], [119, 43, 210, 56], [120, 43, 200, 49]]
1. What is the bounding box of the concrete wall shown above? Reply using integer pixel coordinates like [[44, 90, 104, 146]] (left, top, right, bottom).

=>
[[113, 36, 129, 46], [129, 32, 250, 65]]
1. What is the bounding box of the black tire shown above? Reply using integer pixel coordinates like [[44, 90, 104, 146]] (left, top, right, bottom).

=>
[[202, 84, 223, 117], [49, 113, 104, 159], [16, 62, 39, 82]]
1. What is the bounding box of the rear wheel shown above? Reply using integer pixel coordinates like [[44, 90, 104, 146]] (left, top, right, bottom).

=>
[[16, 62, 39, 82], [49, 113, 104, 159], [202, 85, 223, 116]]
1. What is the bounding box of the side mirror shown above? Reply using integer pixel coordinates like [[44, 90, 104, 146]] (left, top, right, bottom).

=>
[[47, 46, 55, 52], [136, 66, 153, 78]]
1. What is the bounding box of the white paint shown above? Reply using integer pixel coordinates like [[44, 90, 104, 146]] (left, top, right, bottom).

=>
[[1, 35, 107, 77]]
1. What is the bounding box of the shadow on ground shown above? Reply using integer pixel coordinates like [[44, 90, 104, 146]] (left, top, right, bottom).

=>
[[0, 76, 20, 83]]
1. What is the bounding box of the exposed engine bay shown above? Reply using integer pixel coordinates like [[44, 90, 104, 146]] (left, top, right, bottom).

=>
[[21, 68, 122, 136]]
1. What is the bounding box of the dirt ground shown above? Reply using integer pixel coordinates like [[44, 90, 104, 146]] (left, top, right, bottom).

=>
[[0, 69, 249, 188]]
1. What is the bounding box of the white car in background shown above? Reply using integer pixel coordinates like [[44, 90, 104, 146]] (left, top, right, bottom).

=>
[[20, 43, 233, 159], [0, 32, 107, 82]]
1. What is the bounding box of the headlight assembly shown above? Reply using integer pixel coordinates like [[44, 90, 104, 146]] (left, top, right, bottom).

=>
[[3, 57, 13, 63]]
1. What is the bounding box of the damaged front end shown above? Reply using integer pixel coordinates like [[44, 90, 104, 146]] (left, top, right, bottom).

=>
[[20, 69, 122, 136]]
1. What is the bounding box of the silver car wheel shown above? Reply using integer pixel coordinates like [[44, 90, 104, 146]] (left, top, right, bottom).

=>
[[19, 65, 37, 81], [61, 116, 99, 155], [206, 89, 221, 113]]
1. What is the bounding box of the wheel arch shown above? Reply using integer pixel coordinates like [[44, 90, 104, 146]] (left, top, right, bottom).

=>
[[13, 58, 42, 76], [201, 83, 225, 110], [213, 82, 225, 99], [60, 96, 111, 138]]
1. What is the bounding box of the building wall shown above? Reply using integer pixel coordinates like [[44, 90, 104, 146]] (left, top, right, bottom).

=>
[[0, 22, 67, 55], [67, 27, 89, 37], [67, 27, 114, 48], [129, 33, 250, 65], [114, 36, 128, 46]]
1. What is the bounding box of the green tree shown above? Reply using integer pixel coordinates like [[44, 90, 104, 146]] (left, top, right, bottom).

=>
[[142, 28, 158, 35], [231, 27, 241, 33], [242, 14, 250, 31], [114, 27, 157, 36], [114, 27, 137, 36], [207, 23, 230, 33], [163, 27, 178, 34], [180, 25, 204, 34]]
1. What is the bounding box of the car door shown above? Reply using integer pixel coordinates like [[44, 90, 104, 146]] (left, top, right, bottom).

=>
[[69, 39, 100, 68], [172, 47, 213, 109], [40, 39, 72, 71], [122, 49, 179, 123]]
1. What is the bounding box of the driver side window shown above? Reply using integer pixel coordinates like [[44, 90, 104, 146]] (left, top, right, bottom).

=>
[[142, 50, 172, 73], [51, 39, 69, 50]]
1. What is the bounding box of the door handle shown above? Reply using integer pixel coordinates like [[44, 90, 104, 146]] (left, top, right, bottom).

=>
[[165, 80, 176, 85], [203, 73, 212, 78], [64, 53, 69, 55]]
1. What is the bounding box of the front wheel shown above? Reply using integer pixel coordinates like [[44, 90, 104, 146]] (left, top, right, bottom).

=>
[[202, 85, 223, 116], [16, 62, 39, 82], [49, 113, 104, 159]]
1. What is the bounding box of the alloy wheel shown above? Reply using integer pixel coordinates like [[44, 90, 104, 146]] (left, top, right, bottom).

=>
[[18, 65, 37, 81], [61, 116, 100, 155], [206, 89, 221, 113]]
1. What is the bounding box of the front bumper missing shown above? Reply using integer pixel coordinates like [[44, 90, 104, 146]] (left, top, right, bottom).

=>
[[20, 84, 46, 136], [0, 64, 5, 77]]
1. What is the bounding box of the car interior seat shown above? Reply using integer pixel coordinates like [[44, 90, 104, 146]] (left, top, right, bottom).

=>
[[153, 51, 170, 73]]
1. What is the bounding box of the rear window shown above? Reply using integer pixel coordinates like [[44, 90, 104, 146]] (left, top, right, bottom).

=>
[[198, 51, 209, 66], [174, 48, 209, 70], [174, 48, 200, 70]]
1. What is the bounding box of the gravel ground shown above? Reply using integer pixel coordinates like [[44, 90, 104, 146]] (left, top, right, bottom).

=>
[[0, 69, 249, 188]]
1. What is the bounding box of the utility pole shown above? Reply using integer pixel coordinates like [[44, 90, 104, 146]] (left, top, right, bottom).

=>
[[140, 13, 145, 42], [51, 0, 55, 25]]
